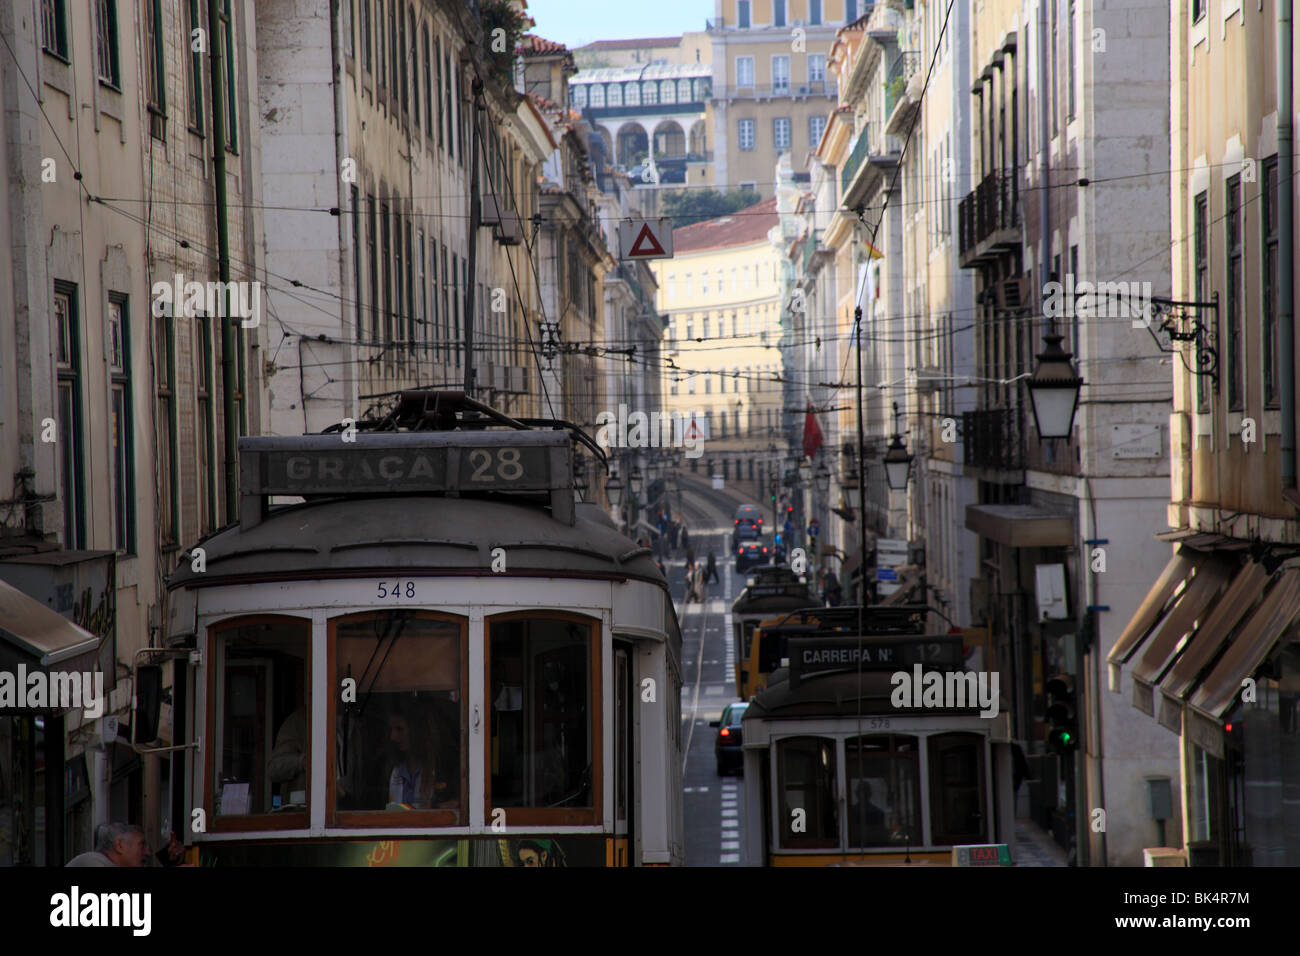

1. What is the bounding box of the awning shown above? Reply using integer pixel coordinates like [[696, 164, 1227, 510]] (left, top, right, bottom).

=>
[[1155, 560, 1270, 731], [964, 504, 1073, 549], [0, 577, 100, 670], [1188, 567, 1300, 720], [1129, 556, 1235, 715], [1107, 548, 1199, 674]]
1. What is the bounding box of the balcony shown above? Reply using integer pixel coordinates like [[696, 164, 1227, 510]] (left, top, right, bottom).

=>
[[884, 52, 920, 121], [840, 122, 899, 207], [840, 128, 872, 197], [962, 407, 1024, 474], [958, 169, 1021, 267], [713, 80, 838, 101]]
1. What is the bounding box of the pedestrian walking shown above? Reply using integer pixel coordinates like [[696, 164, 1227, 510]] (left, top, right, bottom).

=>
[[681, 526, 691, 555], [686, 546, 695, 569], [705, 551, 719, 584]]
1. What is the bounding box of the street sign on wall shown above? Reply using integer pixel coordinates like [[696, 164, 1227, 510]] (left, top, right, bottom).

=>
[[618, 218, 673, 260]]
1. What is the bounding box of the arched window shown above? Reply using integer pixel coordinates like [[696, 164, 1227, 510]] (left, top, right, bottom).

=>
[[626, 82, 640, 106], [846, 735, 922, 849], [678, 79, 692, 102], [643, 81, 658, 105], [607, 83, 623, 107], [590, 84, 605, 107], [660, 80, 675, 104], [777, 737, 839, 849], [572, 85, 587, 108]]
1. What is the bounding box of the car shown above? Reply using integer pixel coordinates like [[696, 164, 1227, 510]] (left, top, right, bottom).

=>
[[711, 702, 748, 775], [735, 538, 770, 572], [733, 504, 763, 535]]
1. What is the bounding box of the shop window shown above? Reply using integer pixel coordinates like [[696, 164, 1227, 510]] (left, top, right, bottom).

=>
[[776, 736, 838, 848], [331, 610, 465, 826], [488, 613, 599, 825], [209, 616, 311, 827], [847, 735, 921, 848]]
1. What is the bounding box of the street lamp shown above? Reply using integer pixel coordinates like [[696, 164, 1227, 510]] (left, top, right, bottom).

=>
[[629, 466, 644, 499], [605, 470, 624, 513], [882, 402, 912, 491], [815, 461, 830, 496], [1026, 331, 1084, 439]]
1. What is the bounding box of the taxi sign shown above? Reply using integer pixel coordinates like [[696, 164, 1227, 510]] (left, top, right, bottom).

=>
[[618, 218, 673, 260], [951, 844, 1012, 866]]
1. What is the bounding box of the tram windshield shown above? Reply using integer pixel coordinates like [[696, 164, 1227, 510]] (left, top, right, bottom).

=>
[[846, 735, 921, 848]]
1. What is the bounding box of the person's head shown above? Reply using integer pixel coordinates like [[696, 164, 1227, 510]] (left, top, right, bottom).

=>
[[388, 712, 410, 753], [515, 839, 551, 867], [96, 823, 148, 867], [388, 698, 436, 768]]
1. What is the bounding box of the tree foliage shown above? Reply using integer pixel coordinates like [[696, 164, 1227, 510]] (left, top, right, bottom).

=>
[[480, 1, 528, 85], [661, 187, 762, 226]]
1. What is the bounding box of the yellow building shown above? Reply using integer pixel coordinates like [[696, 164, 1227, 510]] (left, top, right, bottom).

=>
[[651, 199, 788, 482], [707, 0, 861, 196]]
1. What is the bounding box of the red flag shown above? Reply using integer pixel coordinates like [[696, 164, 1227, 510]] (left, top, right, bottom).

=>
[[802, 405, 824, 459]]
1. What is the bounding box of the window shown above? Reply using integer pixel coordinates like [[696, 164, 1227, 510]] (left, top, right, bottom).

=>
[[686, 317, 693, 339], [54, 286, 85, 549], [1067, 0, 1076, 120], [186, 0, 204, 130], [210, 616, 311, 826], [772, 55, 790, 93], [488, 613, 599, 824], [1194, 191, 1209, 413], [361, 0, 372, 73], [661, 80, 675, 104], [705, 376, 712, 394], [626, 82, 640, 107], [94, 0, 120, 87], [642, 81, 657, 105], [1192, 0, 1206, 23], [1226, 174, 1243, 411], [381, 201, 393, 341], [777, 737, 838, 848], [736, 56, 754, 88], [678, 78, 691, 102], [846, 0, 857, 22], [220, 0, 238, 149], [153, 309, 178, 545], [330, 611, 465, 825], [717, 272, 724, 293], [415, 16, 424, 126], [343, 0, 354, 58], [366, 194, 379, 341], [1264, 155, 1280, 407], [195, 315, 216, 534], [572, 85, 587, 108], [688, 373, 696, 394], [435, 36, 444, 148], [589, 83, 604, 107], [105, 297, 135, 552], [417, 231, 426, 351], [145, 0, 166, 136], [809, 114, 827, 147], [404, 218, 414, 348], [399, 5, 409, 115], [773, 0, 786, 28], [808, 53, 826, 84], [351, 186, 363, 339], [41, 0, 69, 59], [929, 733, 987, 845], [845, 734, 921, 847], [607, 83, 622, 107], [376, 0, 386, 89], [774, 117, 791, 150], [389, 0, 399, 98], [809, 0, 822, 25], [668, 274, 676, 300], [738, 118, 755, 151], [738, 0, 751, 29], [430, 238, 440, 355]]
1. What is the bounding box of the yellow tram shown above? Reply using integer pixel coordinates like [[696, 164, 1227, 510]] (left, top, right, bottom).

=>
[[729, 566, 817, 699], [740, 618, 1014, 866], [147, 393, 684, 866]]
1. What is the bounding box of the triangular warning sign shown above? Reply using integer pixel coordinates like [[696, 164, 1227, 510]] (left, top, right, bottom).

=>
[[683, 418, 701, 441], [628, 223, 665, 257]]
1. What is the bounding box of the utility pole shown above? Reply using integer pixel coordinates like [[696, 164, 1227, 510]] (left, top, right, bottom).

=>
[[464, 75, 483, 395], [208, 0, 237, 519]]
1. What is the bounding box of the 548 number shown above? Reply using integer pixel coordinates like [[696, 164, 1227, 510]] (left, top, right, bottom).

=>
[[376, 580, 417, 600]]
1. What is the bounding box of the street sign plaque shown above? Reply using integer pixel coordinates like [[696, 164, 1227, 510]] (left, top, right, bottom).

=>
[[618, 218, 674, 260]]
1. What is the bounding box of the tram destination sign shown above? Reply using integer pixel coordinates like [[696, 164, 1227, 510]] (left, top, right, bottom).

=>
[[788, 634, 963, 680], [239, 432, 573, 527]]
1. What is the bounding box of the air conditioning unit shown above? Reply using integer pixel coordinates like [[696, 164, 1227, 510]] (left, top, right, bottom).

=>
[[494, 212, 523, 245], [997, 276, 1031, 311], [480, 191, 503, 227]]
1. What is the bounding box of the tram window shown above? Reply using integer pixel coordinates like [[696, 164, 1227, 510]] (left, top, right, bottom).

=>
[[332, 612, 465, 822], [758, 628, 785, 674], [846, 735, 921, 849], [489, 614, 596, 816], [776, 736, 838, 849], [210, 616, 311, 821], [928, 733, 987, 845]]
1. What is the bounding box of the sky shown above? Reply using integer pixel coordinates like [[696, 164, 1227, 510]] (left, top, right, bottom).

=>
[[523, 0, 712, 50]]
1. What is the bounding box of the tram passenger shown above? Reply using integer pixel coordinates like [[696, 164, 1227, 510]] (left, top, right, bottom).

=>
[[849, 780, 890, 846], [386, 700, 441, 810], [271, 704, 362, 806]]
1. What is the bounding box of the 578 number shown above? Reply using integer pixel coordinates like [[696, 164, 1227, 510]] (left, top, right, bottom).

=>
[[376, 580, 416, 599]]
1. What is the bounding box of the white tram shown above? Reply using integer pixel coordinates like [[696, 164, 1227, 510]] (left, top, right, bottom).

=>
[[155, 394, 683, 866]]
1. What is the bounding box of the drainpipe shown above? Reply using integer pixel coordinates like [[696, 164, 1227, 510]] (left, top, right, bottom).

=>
[[1280, 3, 1295, 492]]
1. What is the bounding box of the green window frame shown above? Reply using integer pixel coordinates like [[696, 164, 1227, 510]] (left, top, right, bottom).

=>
[[186, 0, 204, 133], [55, 282, 86, 549], [41, 0, 69, 60], [95, 0, 121, 88], [108, 295, 136, 554]]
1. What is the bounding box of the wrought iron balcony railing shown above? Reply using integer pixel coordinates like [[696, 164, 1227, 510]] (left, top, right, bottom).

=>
[[958, 169, 1020, 256], [962, 407, 1024, 471]]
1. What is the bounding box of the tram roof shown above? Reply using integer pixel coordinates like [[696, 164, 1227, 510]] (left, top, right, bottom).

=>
[[167, 496, 665, 590]]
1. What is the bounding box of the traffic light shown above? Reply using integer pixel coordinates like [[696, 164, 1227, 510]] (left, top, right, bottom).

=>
[[1045, 674, 1078, 755]]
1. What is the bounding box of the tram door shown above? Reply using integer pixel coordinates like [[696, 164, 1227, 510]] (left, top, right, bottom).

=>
[[612, 642, 633, 866], [928, 733, 987, 845]]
